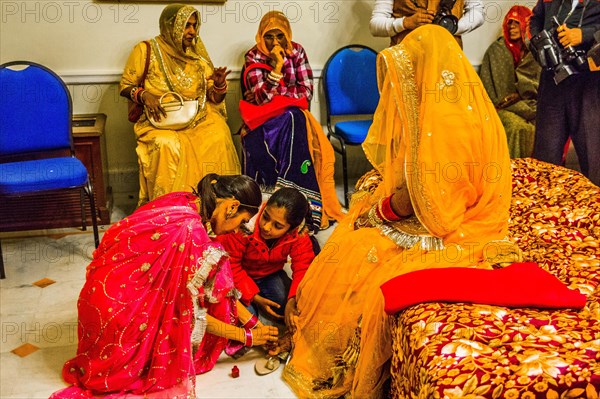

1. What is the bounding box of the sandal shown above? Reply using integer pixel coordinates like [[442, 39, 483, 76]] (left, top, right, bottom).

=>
[[254, 356, 281, 375]]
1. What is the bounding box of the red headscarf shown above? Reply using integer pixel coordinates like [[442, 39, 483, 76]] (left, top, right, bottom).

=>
[[502, 5, 532, 65]]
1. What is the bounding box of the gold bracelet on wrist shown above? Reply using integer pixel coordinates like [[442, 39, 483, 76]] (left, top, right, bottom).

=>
[[138, 90, 147, 104], [213, 85, 228, 95], [130, 87, 144, 104], [268, 71, 283, 82]]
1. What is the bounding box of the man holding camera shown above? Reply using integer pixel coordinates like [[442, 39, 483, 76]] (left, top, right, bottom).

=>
[[370, 0, 484, 46], [530, 0, 600, 186]]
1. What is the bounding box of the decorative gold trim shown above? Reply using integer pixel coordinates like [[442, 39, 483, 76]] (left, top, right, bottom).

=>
[[377, 215, 445, 251], [149, 38, 208, 127], [187, 246, 227, 295]]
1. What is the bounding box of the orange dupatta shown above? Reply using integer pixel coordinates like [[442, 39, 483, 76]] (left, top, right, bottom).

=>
[[304, 111, 345, 226], [283, 25, 512, 399]]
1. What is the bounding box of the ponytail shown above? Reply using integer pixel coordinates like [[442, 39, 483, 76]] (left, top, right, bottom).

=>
[[196, 174, 262, 220]]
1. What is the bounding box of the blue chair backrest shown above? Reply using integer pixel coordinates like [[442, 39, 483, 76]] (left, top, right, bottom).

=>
[[0, 61, 72, 156], [323, 45, 379, 117]]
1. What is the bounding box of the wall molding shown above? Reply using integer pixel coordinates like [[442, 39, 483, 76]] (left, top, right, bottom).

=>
[[60, 68, 324, 85], [61, 72, 124, 85], [59, 64, 481, 85]]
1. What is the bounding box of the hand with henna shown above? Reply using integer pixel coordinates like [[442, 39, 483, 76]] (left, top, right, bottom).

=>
[[210, 66, 231, 88], [250, 324, 279, 346], [141, 91, 167, 121]]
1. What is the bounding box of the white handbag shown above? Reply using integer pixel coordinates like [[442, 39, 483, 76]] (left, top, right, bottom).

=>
[[146, 91, 198, 130]]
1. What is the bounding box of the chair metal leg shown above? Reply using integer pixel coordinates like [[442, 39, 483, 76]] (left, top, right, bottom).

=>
[[79, 188, 87, 231], [85, 181, 100, 248], [341, 142, 349, 209], [0, 241, 5, 279], [329, 133, 350, 208]]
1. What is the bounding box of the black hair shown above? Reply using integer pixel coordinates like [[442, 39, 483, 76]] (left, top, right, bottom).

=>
[[266, 187, 313, 230], [196, 174, 262, 220]]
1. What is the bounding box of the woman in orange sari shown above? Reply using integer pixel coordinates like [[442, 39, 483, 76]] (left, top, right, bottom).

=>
[[282, 25, 513, 398]]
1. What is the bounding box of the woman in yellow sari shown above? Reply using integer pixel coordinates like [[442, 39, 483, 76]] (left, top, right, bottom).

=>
[[282, 25, 512, 398], [121, 4, 240, 206]]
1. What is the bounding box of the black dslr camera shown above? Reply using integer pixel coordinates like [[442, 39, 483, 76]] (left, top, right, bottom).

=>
[[587, 30, 600, 71], [433, 0, 459, 34], [529, 16, 587, 84]]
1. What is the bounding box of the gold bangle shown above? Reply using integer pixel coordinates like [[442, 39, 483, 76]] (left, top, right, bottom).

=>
[[376, 198, 392, 223], [131, 87, 144, 104], [268, 71, 283, 82], [213, 85, 228, 94], [210, 89, 224, 103], [138, 90, 147, 104]]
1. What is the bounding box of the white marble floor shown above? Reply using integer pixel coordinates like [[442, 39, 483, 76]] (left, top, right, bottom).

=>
[[0, 207, 339, 398]]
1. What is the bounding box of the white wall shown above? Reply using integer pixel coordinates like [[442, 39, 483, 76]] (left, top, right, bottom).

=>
[[0, 0, 531, 198]]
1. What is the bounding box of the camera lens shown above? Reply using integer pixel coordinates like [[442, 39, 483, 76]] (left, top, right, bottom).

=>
[[436, 15, 458, 35]]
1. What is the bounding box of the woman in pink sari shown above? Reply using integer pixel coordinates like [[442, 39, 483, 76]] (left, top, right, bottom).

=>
[[51, 174, 279, 399]]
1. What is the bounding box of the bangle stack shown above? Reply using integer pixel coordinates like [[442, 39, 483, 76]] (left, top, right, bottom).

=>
[[369, 194, 404, 226], [244, 327, 253, 347], [243, 314, 259, 329], [138, 90, 148, 104], [213, 81, 228, 94], [377, 194, 403, 222], [267, 70, 283, 84], [130, 86, 145, 104]]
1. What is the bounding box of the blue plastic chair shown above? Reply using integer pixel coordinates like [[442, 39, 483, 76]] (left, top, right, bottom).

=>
[[322, 45, 380, 208], [0, 61, 100, 279]]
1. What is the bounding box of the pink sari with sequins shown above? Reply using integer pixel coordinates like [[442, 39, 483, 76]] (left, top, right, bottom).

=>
[[50, 192, 237, 399]]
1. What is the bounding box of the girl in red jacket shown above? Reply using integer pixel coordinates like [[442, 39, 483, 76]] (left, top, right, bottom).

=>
[[218, 187, 316, 330]]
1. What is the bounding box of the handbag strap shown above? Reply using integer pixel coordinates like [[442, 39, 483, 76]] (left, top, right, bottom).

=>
[[242, 62, 274, 92], [139, 41, 150, 88]]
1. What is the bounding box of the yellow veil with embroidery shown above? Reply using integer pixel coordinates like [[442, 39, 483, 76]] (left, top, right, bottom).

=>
[[283, 25, 512, 399], [364, 24, 511, 243], [153, 4, 224, 119]]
